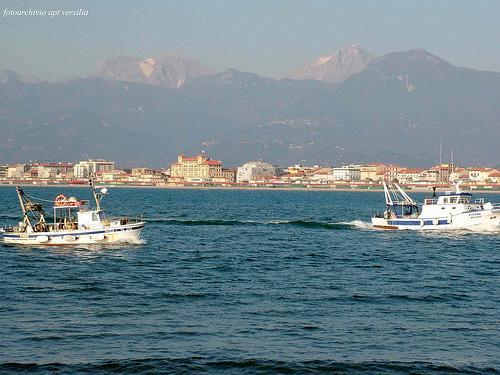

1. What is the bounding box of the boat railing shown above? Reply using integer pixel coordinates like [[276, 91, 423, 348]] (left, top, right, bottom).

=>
[[475, 198, 485, 204]]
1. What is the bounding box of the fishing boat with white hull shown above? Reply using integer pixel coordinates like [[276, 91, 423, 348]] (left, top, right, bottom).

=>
[[1, 176, 145, 245], [372, 181, 500, 231]]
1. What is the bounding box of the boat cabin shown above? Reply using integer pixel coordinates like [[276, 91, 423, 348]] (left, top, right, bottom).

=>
[[77, 210, 105, 230], [424, 192, 477, 206], [420, 190, 485, 218]]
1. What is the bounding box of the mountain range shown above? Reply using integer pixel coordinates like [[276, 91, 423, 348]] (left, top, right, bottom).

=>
[[0, 45, 499, 168], [92, 54, 215, 88], [290, 44, 375, 83]]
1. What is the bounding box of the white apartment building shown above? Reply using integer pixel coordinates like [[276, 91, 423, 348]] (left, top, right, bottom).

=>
[[396, 168, 424, 184], [468, 168, 497, 183], [236, 161, 276, 182], [311, 168, 336, 182], [332, 165, 361, 181], [74, 159, 115, 178]]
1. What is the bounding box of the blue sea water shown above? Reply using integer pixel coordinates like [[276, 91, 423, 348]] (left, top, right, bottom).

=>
[[0, 186, 499, 374]]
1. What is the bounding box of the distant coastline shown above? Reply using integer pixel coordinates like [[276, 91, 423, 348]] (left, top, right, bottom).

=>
[[1, 182, 499, 193]]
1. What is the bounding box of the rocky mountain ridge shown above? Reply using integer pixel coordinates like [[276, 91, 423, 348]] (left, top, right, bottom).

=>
[[91, 54, 215, 88], [290, 44, 376, 84]]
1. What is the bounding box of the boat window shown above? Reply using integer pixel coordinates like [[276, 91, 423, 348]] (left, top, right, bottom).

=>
[[443, 198, 448, 204], [458, 197, 469, 204], [449, 197, 458, 204]]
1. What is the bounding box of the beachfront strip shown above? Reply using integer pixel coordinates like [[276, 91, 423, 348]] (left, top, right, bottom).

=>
[[1, 155, 499, 190]]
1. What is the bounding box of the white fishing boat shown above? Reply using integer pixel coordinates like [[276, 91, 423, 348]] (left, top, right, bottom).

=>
[[372, 181, 500, 230], [1, 175, 145, 245]]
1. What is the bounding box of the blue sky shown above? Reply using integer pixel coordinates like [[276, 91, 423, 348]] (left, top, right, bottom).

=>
[[1, 0, 499, 80]]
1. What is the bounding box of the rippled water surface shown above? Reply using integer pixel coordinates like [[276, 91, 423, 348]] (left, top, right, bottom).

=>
[[1, 187, 499, 374]]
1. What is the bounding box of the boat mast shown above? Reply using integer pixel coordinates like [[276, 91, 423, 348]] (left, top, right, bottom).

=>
[[16, 186, 33, 232], [88, 170, 101, 211], [383, 182, 393, 206], [450, 147, 454, 184], [88, 166, 107, 212]]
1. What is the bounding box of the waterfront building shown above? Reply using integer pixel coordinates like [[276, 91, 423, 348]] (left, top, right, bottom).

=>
[[383, 164, 403, 182], [74, 159, 115, 178], [419, 164, 455, 184], [6, 164, 25, 179], [332, 166, 361, 181], [359, 163, 385, 181], [280, 171, 307, 183], [129, 168, 166, 184], [396, 168, 424, 184], [35, 163, 74, 179], [449, 168, 469, 182], [0, 165, 7, 178], [311, 168, 336, 182], [236, 161, 276, 182], [419, 168, 440, 183], [286, 164, 319, 175], [437, 164, 455, 182], [98, 169, 130, 182], [170, 154, 222, 182], [131, 167, 157, 176], [468, 167, 497, 183], [487, 172, 500, 184], [212, 168, 237, 183]]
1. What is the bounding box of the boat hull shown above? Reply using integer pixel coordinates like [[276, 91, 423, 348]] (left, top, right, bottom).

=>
[[2, 222, 145, 245], [372, 210, 500, 231]]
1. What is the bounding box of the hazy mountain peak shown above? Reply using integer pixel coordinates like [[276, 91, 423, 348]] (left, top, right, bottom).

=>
[[372, 48, 451, 68], [92, 54, 215, 88], [290, 44, 376, 84], [184, 68, 275, 93], [406, 48, 448, 65]]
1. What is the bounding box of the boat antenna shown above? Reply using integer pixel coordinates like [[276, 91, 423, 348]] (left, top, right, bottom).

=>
[[88, 166, 100, 211], [449, 147, 454, 184], [439, 134, 443, 166], [439, 134, 443, 184], [88, 166, 107, 212]]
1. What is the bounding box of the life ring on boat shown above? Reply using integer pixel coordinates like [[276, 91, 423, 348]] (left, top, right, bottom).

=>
[[432, 218, 439, 226], [55, 194, 67, 206]]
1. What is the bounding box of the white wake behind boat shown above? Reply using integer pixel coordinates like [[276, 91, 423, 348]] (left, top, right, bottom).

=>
[[372, 181, 500, 231], [1, 175, 145, 245]]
